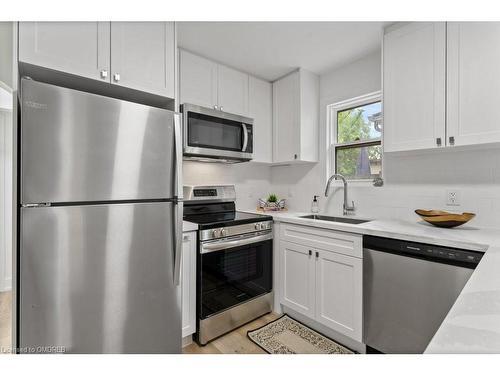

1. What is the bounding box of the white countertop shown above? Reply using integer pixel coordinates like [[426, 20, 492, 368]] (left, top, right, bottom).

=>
[[182, 220, 198, 232], [241, 208, 500, 353]]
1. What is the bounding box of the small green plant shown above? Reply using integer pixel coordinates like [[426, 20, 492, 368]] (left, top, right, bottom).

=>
[[267, 193, 278, 203]]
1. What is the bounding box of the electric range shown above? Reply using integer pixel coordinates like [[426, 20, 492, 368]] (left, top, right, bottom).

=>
[[183, 185, 273, 345]]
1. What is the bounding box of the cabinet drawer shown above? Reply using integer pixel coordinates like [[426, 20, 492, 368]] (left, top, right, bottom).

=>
[[280, 224, 362, 258]]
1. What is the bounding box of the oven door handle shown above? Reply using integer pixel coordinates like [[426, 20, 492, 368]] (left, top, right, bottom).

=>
[[241, 123, 248, 152], [201, 232, 273, 254]]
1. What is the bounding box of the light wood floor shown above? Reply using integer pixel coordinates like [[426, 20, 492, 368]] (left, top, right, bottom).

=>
[[0, 291, 12, 353], [183, 312, 280, 354]]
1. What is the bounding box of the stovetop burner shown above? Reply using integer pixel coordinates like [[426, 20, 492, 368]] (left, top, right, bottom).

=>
[[183, 184, 272, 230], [183, 201, 272, 230]]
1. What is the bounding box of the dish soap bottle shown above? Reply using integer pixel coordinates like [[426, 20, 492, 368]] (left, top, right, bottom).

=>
[[311, 195, 319, 213]]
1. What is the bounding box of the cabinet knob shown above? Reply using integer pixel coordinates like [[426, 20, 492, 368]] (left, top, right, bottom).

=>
[[213, 105, 218, 110], [436, 137, 442, 147], [183, 236, 189, 241], [100, 70, 108, 79], [315, 251, 319, 258], [294, 154, 298, 160], [308, 250, 312, 256], [113, 73, 121, 82], [220, 106, 224, 111], [449, 136, 455, 146]]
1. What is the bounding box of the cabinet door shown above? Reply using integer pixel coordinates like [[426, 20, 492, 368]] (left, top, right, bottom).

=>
[[315, 249, 362, 342], [447, 22, 500, 146], [110, 22, 175, 98], [279, 241, 315, 318], [217, 65, 249, 115], [273, 72, 299, 162], [248, 76, 273, 163], [19, 22, 110, 82], [179, 49, 218, 108], [383, 23, 446, 152], [181, 232, 196, 338]]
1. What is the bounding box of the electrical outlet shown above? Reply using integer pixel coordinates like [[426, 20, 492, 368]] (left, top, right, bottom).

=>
[[446, 190, 461, 206]]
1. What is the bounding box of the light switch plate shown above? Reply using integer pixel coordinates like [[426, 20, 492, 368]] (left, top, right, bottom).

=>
[[446, 190, 461, 206]]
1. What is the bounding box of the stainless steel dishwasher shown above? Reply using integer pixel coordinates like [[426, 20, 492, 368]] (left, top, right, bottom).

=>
[[363, 235, 483, 354]]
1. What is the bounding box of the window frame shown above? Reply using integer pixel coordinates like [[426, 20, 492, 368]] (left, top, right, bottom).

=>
[[327, 91, 382, 183]]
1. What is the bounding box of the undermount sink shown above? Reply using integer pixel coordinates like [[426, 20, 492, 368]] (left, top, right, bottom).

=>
[[299, 214, 370, 225]]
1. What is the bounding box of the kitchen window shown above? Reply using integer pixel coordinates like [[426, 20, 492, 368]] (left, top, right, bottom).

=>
[[328, 92, 382, 181]]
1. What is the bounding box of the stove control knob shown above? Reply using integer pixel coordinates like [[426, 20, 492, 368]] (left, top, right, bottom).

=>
[[254, 223, 261, 230], [212, 229, 220, 238], [220, 228, 227, 236]]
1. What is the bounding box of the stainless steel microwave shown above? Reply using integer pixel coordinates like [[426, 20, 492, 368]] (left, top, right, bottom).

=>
[[181, 104, 253, 163]]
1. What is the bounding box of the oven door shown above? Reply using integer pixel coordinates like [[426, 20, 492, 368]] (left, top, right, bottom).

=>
[[199, 231, 272, 319], [182, 104, 253, 161]]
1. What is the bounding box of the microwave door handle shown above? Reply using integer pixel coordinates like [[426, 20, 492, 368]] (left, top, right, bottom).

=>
[[241, 123, 248, 152]]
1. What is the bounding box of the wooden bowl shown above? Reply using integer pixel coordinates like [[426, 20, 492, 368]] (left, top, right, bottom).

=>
[[414, 209, 476, 228]]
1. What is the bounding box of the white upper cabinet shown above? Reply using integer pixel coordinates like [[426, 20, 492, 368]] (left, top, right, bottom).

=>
[[19, 22, 111, 83], [19, 22, 176, 98], [248, 76, 273, 163], [273, 69, 319, 164], [383, 22, 446, 152], [110, 22, 175, 98], [273, 72, 299, 163], [217, 65, 249, 115], [384, 21, 500, 152], [179, 49, 249, 116], [179, 49, 218, 109], [446, 22, 500, 147]]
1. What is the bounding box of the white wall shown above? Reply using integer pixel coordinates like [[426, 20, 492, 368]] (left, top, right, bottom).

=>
[[183, 161, 272, 210], [0, 106, 13, 291], [0, 22, 14, 90], [0, 22, 15, 292], [270, 50, 500, 229]]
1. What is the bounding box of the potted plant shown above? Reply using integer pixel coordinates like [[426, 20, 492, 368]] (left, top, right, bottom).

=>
[[267, 193, 278, 208]]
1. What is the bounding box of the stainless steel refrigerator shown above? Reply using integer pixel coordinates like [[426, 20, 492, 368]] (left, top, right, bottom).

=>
[[18, 78, 183, 353]]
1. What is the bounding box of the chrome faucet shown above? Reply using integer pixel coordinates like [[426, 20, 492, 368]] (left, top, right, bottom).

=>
[[324, 173, 355, 215]]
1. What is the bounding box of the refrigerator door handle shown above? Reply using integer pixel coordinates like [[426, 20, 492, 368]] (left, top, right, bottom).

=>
[[174, 113, 183, 200], [173, 201, 183, 286], [173, 113, 183, 285]]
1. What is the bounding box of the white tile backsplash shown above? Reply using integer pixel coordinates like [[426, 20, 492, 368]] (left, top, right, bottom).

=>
[[183, 161, 272, 210]]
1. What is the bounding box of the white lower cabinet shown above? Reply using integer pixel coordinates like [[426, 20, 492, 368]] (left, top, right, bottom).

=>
[[280, 241, 316, 318], [181, 231, 196, 338], [279, 224, 363, 342], [315, 249, 362, 342]]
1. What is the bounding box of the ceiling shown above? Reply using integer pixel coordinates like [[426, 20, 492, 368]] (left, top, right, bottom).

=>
[[177, 22, 389, 81]]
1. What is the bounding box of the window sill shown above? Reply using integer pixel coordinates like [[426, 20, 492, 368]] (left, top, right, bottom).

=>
[[328, 179, 381, 187]]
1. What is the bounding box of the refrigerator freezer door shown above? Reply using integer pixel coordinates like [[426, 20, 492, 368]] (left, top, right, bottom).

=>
[[20, 202, 181, 353], [21, 79, 175, 204]]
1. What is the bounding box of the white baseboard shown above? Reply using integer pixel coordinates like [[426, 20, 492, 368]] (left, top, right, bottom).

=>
[[182, 335, 193, 348]]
